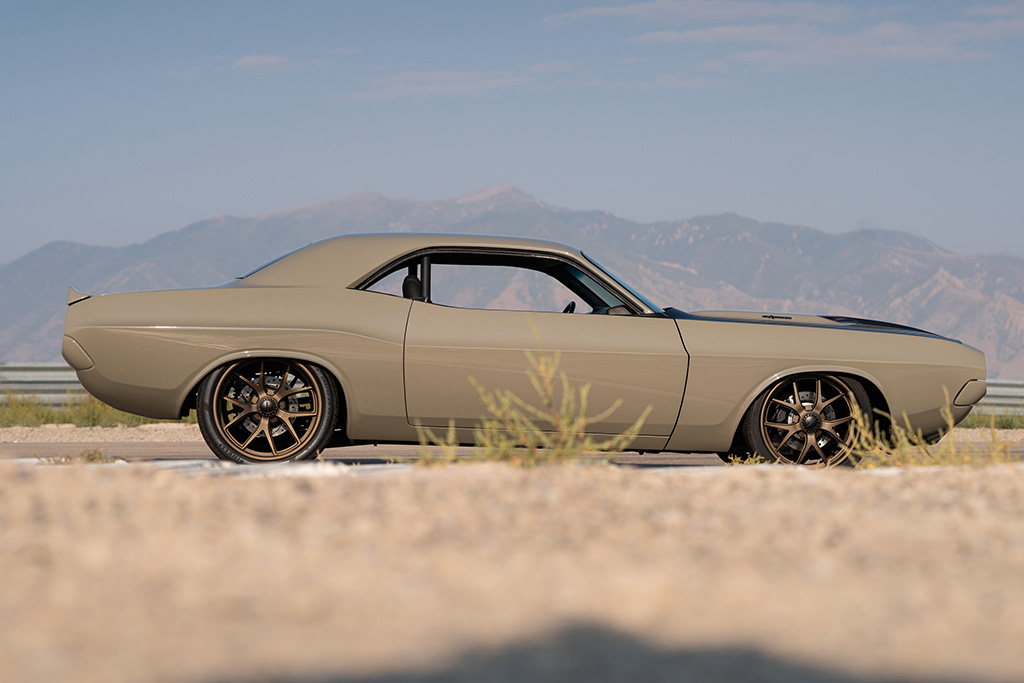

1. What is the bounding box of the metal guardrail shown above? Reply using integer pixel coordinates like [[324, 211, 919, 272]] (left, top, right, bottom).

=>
[[978, 379, 1024, 415], [2, 363, 1024, 412], [0, 363, 88, 405]]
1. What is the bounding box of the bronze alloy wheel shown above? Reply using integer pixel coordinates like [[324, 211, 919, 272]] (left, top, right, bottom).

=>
[[744, 374, 870, 467], [198, 358, 337, 463]]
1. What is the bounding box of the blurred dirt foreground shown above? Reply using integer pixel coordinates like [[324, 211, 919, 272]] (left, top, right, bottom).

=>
[[3, 458, 1024, 683]]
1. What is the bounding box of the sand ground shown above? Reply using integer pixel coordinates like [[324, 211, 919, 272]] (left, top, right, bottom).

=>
[[2, 426, 1024, 682]]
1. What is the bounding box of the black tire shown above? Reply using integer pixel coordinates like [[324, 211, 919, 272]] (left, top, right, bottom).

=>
[[742, 374, 871, 467], [197, 358, 337, 464]]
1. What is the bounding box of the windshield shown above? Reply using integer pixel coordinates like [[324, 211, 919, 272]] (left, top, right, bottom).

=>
[[581, 252, 664, 314]]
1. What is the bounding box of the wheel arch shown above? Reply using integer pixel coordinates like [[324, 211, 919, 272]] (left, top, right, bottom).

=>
[[178, 350, 353, 438], [724, 366, 891, 456]]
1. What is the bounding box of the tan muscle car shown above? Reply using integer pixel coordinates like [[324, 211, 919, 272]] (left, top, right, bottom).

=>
[[62, 233, 987, 465]]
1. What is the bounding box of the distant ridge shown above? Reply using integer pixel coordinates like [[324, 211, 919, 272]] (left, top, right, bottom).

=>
[[2, 184, 1022, 377]]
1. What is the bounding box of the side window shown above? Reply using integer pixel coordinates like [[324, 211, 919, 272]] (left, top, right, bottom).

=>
[[367, 269, 407, 297], [360, 251, 634, 313], [430, 264, 583, 313]]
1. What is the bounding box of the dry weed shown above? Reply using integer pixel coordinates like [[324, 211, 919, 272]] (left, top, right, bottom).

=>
[[852, 399, 1011, 469], [416, 419, 461, 467], [416, 346, 651, 467]]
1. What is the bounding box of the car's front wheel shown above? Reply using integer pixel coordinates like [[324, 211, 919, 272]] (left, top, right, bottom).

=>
[[197, 358, 337, 463], [743, 374, 870, 467]]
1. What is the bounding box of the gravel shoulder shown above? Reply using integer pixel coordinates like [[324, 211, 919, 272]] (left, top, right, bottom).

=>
[[0, 422, 205, 443], [3, 423, 1022, 445], [3, 431, 1024, 682]]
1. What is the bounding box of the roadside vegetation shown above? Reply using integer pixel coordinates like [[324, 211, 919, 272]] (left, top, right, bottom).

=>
[[418, 352, 1019, 468], [4, 376, 1019, 471], [851, 403, 1013, 469], [721, 402, 1018, 469], [957, 409, 1024, 430], [0, 391, 196, 428], [418, 347, 650, 467]]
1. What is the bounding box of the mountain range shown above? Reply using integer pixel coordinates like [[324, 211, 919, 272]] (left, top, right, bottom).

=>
[[3, 183, 1022, 378]]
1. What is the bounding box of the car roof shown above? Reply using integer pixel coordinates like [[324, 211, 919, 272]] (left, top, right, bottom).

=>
[[240, 232, 586, 287]]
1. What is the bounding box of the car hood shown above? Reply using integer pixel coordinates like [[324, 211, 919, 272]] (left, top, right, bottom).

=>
[[664, 308, 959, 343]]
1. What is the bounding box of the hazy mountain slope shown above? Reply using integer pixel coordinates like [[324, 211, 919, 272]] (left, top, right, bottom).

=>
[[2, 184, 1022, 377]]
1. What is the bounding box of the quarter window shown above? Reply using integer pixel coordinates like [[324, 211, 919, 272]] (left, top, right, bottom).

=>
[[367, 269, 407, 298]]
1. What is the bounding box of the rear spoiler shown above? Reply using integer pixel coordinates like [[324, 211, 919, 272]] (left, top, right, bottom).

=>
[[67, 286, 90, 306]]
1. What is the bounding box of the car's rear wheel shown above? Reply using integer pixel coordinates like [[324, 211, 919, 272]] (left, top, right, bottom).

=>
[[743, 374, 870, 467], [197, 358, 337, 464]]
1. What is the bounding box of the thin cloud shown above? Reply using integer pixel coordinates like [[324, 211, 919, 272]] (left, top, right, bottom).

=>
[[232, 55, 294, 74], [944, 16, 1024, 39], [643, 73, 726, 88], [967, 2, 1024, 17], [168, 65, 205, 79], [633, 23, 819, 44], [548, 2, 1024, 74], [330, 47, 362, 55], [352, 70, 535, 101], [632, 17, 1024, 71], [230, 54, 333, 75], [569, 74, 612, 87], [525, 61, 576, 73], [695, 59, 730, 72], [546, 0, 849, 25]]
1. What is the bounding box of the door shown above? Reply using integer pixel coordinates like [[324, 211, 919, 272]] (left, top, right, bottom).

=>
[[402, 256, 688, 437]]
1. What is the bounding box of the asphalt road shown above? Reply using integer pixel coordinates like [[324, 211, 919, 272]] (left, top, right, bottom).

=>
[[0, 440, 726, 466], [4, 427, 1021, 466]]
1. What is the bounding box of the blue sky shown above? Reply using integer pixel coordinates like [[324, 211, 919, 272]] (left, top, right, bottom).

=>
[[2, 0, 1023, 262]]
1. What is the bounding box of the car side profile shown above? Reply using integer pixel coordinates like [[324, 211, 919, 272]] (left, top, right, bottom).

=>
[[62, 233, 987, 465]]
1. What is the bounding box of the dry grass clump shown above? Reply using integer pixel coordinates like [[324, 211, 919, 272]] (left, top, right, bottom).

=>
[[852, 403, 1012, 469], [724, 453, 767, 466], [958, 409, 1024, 430], [0, 390, 197, 428], [418, 348, 651, 467], [708, 393, 1013, 469], [415, 420, 461, 467]]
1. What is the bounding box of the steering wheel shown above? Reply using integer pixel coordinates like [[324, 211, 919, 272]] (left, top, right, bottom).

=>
[[562, 301, 576, 314]]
